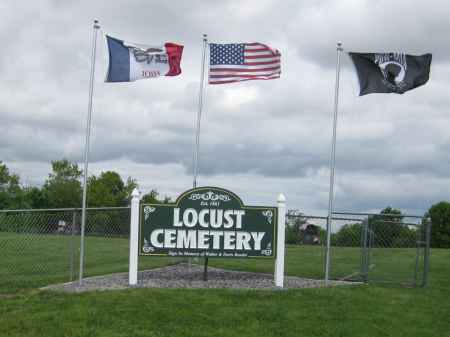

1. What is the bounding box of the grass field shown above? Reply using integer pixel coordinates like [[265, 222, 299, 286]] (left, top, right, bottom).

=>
[[1, 232, 449, 336]]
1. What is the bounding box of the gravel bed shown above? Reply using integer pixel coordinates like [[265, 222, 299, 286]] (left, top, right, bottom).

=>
[[43, 263, 359, 293]]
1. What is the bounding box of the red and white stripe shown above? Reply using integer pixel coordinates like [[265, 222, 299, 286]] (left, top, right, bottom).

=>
[[209, 42, 281, 85]]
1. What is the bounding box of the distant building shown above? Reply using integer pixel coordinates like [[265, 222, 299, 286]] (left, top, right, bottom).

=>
[[299, 222, 321, 245], [287, 209, 321, 245]]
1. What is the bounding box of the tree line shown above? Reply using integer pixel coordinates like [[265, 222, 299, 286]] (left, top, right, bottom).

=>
[[0, 159, 168, 210], [1, 160, 449, 246]]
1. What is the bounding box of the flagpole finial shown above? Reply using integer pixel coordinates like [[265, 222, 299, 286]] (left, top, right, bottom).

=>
[[94, 19, 100, 29]]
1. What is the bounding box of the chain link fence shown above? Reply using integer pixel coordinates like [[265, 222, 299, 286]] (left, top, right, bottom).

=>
[[286, 211, 431, 287], [0, 207, 131, 294], [0, 206, 187, 294], [0, 208, 80, 293], [361, 213, 431, 287], [82, 207, 131, 278], [1, 207, 430, 294]]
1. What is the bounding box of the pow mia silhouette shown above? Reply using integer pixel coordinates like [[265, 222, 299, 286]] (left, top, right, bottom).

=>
[[374, 53, 408, 92]]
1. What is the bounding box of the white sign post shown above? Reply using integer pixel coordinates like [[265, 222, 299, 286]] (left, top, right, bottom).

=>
[[275, 193, 286, 288], [129, 188, 140, 286]]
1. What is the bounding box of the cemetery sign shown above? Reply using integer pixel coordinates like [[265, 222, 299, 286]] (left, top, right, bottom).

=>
[[139, 186, 277, 258]]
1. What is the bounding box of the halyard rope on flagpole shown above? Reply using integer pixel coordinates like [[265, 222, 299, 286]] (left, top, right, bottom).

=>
[[325, 42, 343, 286], [79, 19, 100, 286], [193, 34, 208, 189]]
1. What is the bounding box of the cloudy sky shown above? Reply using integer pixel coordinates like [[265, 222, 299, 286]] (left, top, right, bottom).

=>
[[1, 0, 449, 215]]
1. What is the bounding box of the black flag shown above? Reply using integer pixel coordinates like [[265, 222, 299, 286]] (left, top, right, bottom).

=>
[[349, 52, 432, 96]]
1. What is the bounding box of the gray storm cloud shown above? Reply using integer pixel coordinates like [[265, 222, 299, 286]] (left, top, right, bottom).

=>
[[1, 0, 449, 214]]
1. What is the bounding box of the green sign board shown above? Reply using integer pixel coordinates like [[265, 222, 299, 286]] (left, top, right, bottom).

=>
[[139, 187, 277, 258]]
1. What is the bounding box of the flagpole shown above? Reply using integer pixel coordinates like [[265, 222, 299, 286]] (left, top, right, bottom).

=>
[[325, 42, 343, 286], [193, 34, 208, 189], [79, 19, 100, 285], [192, 34, 209, 280]]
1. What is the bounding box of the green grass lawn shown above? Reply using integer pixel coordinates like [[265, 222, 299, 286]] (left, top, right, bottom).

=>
[[0, 232, 184, 294], [1, 232, 449, 336], [0, 232, 424, 293]]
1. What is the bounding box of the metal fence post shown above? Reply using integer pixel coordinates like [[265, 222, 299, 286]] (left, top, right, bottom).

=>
[[422, 218, 431, 287], [360, 216, 369, 282], [69, 210, 77, 281], [413, 246, 420, 287]]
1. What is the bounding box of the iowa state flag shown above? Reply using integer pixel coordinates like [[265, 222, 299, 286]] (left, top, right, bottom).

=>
[[349, 52, 432, 96], [105, 35, 183, 82]]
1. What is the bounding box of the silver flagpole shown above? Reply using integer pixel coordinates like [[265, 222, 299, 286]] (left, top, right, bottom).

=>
[[325, 42, 343, 286], [192, 34, 208, 280], [79, 19, 100, 285], [193, 34, 208, 189]]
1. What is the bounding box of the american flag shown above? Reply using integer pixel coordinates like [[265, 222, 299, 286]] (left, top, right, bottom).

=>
[[209, 43, 281, 84]]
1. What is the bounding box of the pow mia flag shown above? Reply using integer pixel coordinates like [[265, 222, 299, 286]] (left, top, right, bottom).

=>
[[349, 52, 432, 96]]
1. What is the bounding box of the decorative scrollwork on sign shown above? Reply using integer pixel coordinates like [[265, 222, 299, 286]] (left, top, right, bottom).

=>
[[144, 206, 156, 221], [142, 238, 154, 253], [262, 210, 273, 224], [189, 191, 231, 202], [261, 242, 272, 256]]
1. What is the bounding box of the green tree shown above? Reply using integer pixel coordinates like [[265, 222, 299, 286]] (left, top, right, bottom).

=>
[[141, 189, 171, 204], [285, 224, 300, 244], [42, 159, 82, 208], [334, 223, 362, 247], [318, 227, 327, 245], [380, 207, 403, 220], [87, 171, 137, 207], [370, 207, 412, 247], [22, 186, 48, 209], [427, 201, 450, 248], [0, 162, 24, 209], [84, 172, 137, 235], [285, 215, 308, 245]]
